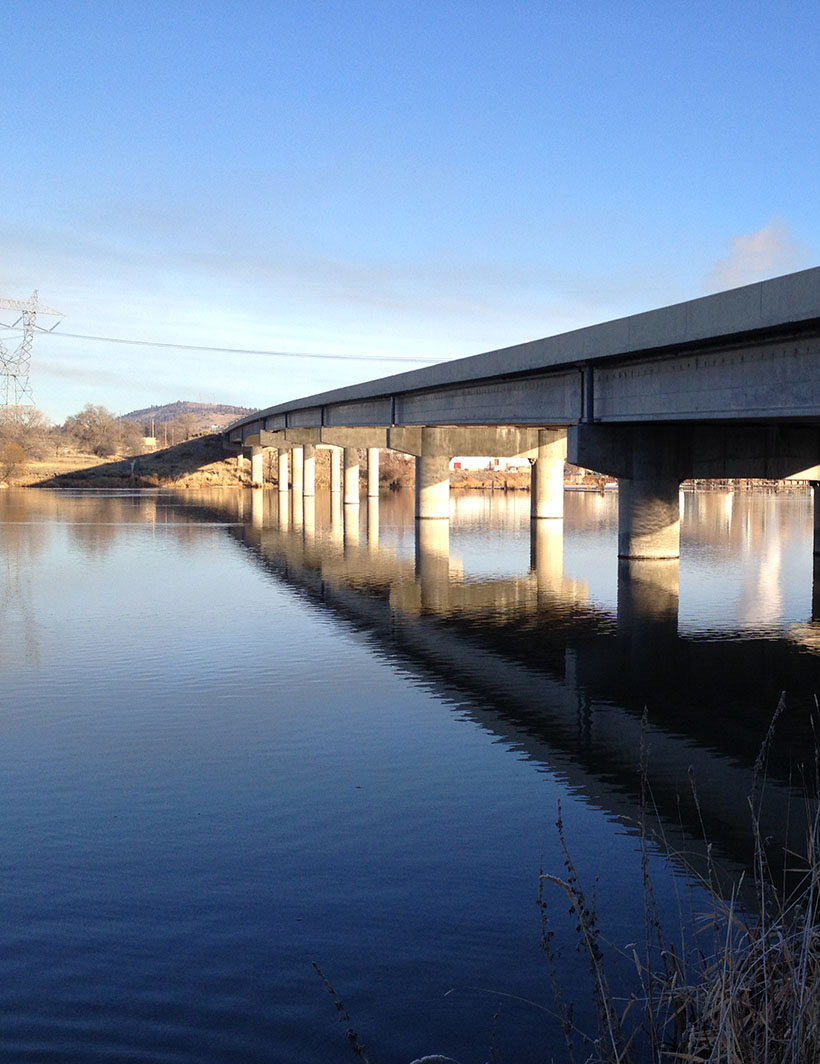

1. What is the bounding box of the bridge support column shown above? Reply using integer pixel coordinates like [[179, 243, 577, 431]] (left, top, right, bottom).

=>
[[531, 429, 567, 519], [618, 479, 681, 559], [292, 446, 304, 493], [367, 448, 380, 497], [330, 447, 342, 494], [278, 449, 289, 492], [303, 444, 316, 497], [250, 446, 264, 487], [416, 427, 451, 520], [569, 424, 687, 559], [343, 447, 360, 505]]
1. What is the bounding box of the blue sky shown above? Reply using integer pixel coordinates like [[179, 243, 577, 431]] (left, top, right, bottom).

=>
[[1, 0, 818, 422]]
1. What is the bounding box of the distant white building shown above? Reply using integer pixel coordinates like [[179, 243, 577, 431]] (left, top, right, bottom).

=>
[[449, 456, 531, 471]]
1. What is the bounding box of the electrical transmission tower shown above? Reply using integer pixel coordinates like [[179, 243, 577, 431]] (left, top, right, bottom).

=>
[[0, 290, 63, 406]]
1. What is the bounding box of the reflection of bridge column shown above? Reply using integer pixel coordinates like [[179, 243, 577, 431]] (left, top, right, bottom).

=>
[[303, 444, 316, 497], [330, 447, 342, 494], [330, 491, 343, 548], [531, 428, 566, 519], [344, 499, 360, 548], [292, 446, 304, 494], [344, 447, 360, 505], [251, 446, 264, 487], [531, 518, 564, 593], [416, 427, 450, 520], [367, 448, 379, 497], [617, 559, 680, 685], [292, 490, 304, 532], [416, 516, 450, 612], [278, 489, 290, 531], [251, 485, 264, 528], [278, 449, 289, 493], [367, 496, 379, 549], [303, 495, 316, 541]]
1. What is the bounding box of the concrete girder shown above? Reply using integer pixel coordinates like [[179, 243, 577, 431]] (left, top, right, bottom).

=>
[[569, 422, 820, 482], [388, 424, 548, 458], [320, 427, 389, 450]]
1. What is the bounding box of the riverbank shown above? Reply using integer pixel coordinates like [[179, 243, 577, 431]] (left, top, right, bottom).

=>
[[5, 433, 813, 495]]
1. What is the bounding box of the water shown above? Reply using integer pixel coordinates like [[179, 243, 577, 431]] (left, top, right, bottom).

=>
[[1, 486, 819, 1063]]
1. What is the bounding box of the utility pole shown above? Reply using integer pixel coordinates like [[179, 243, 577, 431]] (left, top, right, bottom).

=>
[[0, 291, 63, 406]]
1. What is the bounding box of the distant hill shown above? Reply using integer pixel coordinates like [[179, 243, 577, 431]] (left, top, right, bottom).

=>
[[121, 401, 256, 432]]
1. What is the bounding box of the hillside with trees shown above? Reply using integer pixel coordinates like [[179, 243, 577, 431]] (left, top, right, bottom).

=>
[[0, 400, 256, 486]]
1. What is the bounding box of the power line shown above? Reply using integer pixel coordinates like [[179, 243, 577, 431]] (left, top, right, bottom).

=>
[[0, 323, 438, 365]]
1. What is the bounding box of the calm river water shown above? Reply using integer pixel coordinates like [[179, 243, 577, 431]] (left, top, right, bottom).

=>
[[1, 485, 819, 1063]]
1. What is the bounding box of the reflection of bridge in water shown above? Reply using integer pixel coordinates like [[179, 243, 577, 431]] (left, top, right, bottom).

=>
[[182, 486, 820, 894]]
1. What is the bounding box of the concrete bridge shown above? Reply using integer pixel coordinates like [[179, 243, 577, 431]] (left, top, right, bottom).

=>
[[225, 265, 820, 559]]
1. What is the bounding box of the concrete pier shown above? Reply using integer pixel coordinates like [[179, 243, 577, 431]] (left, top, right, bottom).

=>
[[415, 428, 450, 520], [292, 446, 304, 494], [303, 444, 316, 498], [531, 428, 567, 520], [278, 449, 289, 493], [367, 448, 379, 498], [617, 478, 681, 559], [251, 446, 264, 487], [330, 447, 342, 494], [343, 447, 360, 505]]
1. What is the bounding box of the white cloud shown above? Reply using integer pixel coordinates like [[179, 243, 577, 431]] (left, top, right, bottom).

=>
[[705, 218, 811, 293]]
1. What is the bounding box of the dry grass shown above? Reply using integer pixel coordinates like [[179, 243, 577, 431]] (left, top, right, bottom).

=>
[[317, 703, 820, 1063], [539, 702, 820, 1064]]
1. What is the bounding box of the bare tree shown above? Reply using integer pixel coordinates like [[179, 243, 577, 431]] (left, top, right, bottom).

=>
[[0, 405, 51, 460], [0, 442, 27, 483], [64, 404, 121, 456]]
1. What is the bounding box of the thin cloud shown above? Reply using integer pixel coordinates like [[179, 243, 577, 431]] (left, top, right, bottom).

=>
[[705, 218, 811, 293]]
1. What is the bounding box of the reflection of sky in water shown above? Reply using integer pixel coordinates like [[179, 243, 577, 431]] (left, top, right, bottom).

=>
[[678, 492, 813, 635]]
